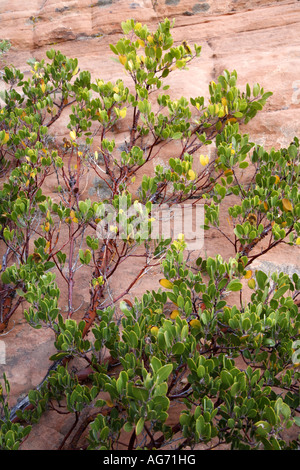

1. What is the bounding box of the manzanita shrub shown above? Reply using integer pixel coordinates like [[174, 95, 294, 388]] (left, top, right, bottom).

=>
[[0, 19, 299, 450]]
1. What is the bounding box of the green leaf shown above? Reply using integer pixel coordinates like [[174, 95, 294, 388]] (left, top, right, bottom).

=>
[[156, 364, 173, 383], [1, 270, 11, 284], [100, 426, 109, 441], [234, 111, 243, 118], [220, 369, 234, 388], [172, 132, 183, 140], [131, 386, 149, 402], [264, 406, 277, 426], [136, 417, 144, 436], [256, 270, 268, 289], [109, 44, 119, 55], [279, 402, 291, 420], [128, 330, 139, 348], [227, 280, 242, 292], [123, 422, 133, 433], [288, 144, 297, 159], [255, 420, 272, 437], [49, 352, 68, 361], [294, 416, 300, 427], [253, 83, 260, 97], [273, 284, 289, 300], [197, 365, 205, 379], [172, 342, 185, 355]]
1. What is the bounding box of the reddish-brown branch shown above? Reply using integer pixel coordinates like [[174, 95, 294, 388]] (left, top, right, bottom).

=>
[[0, 285, 23, 332]]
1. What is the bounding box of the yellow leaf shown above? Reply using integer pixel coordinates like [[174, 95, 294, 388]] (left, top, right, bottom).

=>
[[134, 22, 142, 31], [218, 107, 225, 118], [296, 237, 300, 245], [248, 279, 256, 289], [199, 154, 209, 166], [187, 169, 196, 181], [225, 117, 237, 125], [240, 334, 250, 342], [263, 202, 268, 212], [254, 332, 263, 343], [274, 175, 280, 184], [182, 41, 192, 54], [282, 198, 293, 212], [72, 66, 79, 76], [150, 326, 159, 336], [147, 35, 154, 44], [159, 279, 173, 289], [41, 82, 46, 93], [106, 400, 114, 408], [244, 270, 252, 279], [70, 210, 76, 219], [3, 132, 9, 144], [221, 97, 228, 107], [44, 222, 50, 232], [119, 55, 127, 66], [69, 130, 76, 141], [189, 319, 201, 329], [170, 310, 180, 319], [137, 39, 145, 48], [119, 108, 127, 119], [247, 213, 257, 225]]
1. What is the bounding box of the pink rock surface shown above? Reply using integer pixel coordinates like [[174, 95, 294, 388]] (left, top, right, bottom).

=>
[[0, 0, 299, 450]]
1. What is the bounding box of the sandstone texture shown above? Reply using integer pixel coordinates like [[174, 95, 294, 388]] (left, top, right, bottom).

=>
[[0, 0, 299, 450]]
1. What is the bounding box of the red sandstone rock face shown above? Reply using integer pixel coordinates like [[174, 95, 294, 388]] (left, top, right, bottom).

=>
[[0, 0, 299, 450]]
